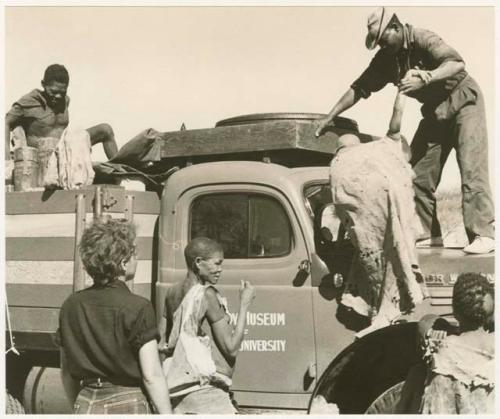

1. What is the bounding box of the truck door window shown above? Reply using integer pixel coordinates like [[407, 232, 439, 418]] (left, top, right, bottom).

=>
[[190, 193, 292, 259], [304, 183, 354, 275], [304, 183, 341, 240]]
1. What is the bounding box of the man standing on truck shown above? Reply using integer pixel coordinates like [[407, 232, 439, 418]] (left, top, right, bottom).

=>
[[5, 64, 119, 186], [315, 7, 494, 254]]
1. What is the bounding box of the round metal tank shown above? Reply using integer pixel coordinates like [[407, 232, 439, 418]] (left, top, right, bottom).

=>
[[215, 112, 359, 132], [23, 367, 73, 414]]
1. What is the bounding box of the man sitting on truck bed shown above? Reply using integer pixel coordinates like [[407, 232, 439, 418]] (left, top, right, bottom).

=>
[[5, 64, 119, 186]]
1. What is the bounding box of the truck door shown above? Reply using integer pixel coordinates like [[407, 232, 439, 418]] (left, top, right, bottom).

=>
[[174, 184, 316, 407]]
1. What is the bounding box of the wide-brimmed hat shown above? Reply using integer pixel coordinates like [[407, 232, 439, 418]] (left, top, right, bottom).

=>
[[365, 6, 396, 50]]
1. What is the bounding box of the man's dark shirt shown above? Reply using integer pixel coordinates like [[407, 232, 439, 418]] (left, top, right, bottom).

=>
[[57, 280, 159, 386], [351, 24, 468, 106]]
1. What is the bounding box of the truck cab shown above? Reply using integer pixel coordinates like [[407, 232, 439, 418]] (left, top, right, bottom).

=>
[[5, 113, 494, 414], [155, 157, 493, 412]]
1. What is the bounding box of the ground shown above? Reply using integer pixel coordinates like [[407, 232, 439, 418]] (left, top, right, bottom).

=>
[[239, 407, 307, 414]]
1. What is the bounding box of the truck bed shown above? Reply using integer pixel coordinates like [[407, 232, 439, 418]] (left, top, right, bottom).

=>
[[418, 247, 494, 276]]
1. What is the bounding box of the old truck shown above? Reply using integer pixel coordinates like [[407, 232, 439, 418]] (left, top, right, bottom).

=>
[[5, 113, 494, 414]]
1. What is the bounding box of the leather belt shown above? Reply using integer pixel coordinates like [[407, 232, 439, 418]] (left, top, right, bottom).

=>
[[81, 377, 108, 388], [80, 377, 139, 388]]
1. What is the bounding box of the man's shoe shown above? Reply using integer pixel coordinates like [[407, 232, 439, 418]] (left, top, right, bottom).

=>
[[463, 236, 495, 254], [416, 236, 444, 248]]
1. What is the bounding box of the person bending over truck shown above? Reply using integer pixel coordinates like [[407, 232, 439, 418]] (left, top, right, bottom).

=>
[[330, 129, 427, 336], [396, 272, 494, 414], [315, 7, 494, 254], [159, 237, 255, 414], [56, 219, 172, 414], [5, 64, 119, 187]]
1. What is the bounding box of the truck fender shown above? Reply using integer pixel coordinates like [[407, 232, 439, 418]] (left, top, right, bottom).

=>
[[308, 322, 421, 414]]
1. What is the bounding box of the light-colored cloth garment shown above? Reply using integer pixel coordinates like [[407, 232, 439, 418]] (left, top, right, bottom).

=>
[[421, 329, 494, 414], [164, 283, 232, 398], [171, 386, 237, 414], [42, 128, 94, 189], [330, 137, 427, 327], [10, 126, 28, 150]]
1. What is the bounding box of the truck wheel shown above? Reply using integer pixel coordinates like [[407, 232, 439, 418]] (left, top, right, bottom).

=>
[[364, 381, 404, 414], [308, 323, 421, 414], [6, 391, 25, 414]]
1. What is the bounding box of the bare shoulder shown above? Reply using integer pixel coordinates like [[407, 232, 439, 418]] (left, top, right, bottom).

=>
[[203, 286, 226, 323], [204, 286, 220, 304]]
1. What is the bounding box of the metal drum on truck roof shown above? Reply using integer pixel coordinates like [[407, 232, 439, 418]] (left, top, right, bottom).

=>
[[215, 112, 359, 132]]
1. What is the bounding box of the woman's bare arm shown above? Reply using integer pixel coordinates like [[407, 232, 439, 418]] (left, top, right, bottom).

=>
[[138, 339, 172, 414], [60, 347, 81, 406], [206, 281, 255, 359]]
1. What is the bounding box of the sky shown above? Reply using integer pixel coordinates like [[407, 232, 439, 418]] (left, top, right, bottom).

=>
[[4, 5, 496, 192]]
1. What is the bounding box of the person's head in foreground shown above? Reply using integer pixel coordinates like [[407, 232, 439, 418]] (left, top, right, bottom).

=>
[[452, 273, 494, 332], [185, 236, 224, 285], [41, 64, 69, 109], [79, 218, 137, 287]]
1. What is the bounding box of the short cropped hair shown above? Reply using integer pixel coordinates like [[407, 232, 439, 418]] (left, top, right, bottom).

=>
[[331, 134, 361, 157], [43, 64, 69, 84], [184, 237, 223, 270], [79, 219, 136, 286], [452, 273, 494, 329]]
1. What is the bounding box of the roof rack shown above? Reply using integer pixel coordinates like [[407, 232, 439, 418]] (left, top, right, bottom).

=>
[[111, 113, 375, 171]]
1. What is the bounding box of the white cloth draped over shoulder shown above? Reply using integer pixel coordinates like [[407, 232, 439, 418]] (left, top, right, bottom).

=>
[[426, 331, 495, 388], [164, 283, 232, 397], [420, 329, 494, 414]]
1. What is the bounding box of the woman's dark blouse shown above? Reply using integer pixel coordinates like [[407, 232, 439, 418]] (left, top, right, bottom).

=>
[[57, 280, 159, 386]]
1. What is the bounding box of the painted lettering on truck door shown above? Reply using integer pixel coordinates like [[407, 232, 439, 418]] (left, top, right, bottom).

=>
[[173, 184, 316, 397]]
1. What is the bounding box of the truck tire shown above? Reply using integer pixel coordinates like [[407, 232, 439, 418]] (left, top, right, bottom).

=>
[[308, 323, 420, 414], [364, 381, 404, 414], [6, 391, 25, 414], [23, 367, 73, 414]]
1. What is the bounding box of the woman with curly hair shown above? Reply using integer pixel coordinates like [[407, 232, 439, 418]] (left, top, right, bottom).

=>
[[57, 219, 171, 414], [398, 272, 494, 413]]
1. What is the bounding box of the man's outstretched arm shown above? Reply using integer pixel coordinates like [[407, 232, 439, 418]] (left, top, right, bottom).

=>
[[315, 88, 361, 137]]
